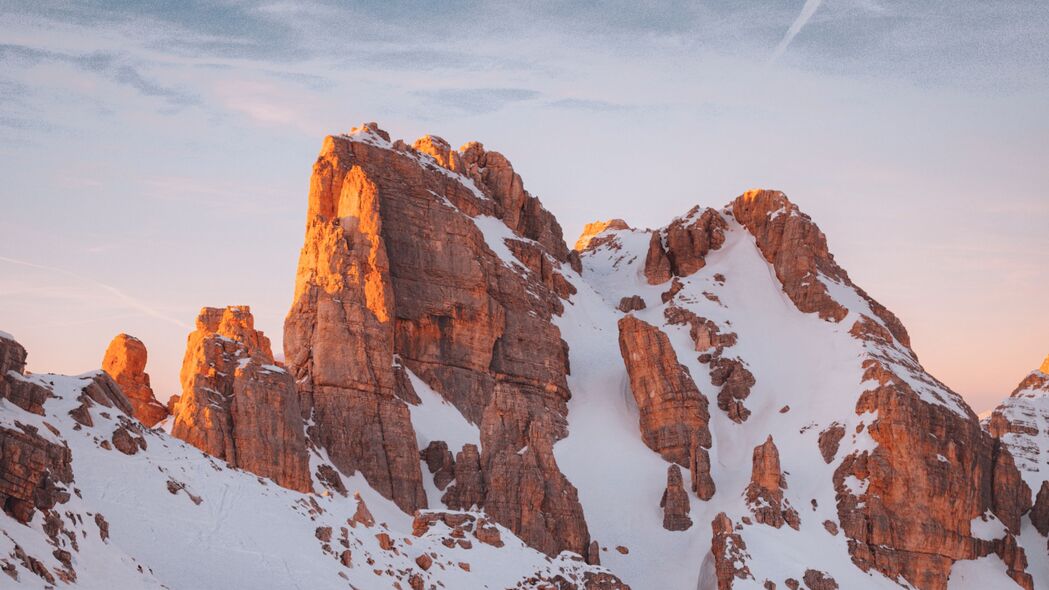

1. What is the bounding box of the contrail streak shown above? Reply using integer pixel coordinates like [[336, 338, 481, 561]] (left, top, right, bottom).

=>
[[0, 255, 192, 330], [770, 0, 824, 63]]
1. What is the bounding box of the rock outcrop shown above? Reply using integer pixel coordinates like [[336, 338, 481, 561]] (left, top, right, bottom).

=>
[[102, 334, 168, 427], [660, 465, 692, 531], [0, 335, 73, 525], [1032, 482, 1049, 536], [172, 306, 310, 492], [731, 190, 910, 348], [663, 306, 753, 422], [644, 206, 727, 284], [710, 513, 753, 590], [576, 219, 631, 252], [283, 124, 588, 556], [0, 425, 72, 525], [745, 436, 799, 530], [617, 316, 714, 498], [1, 334, 51, 415]]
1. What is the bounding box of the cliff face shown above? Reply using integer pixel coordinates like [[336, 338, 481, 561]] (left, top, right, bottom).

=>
[[283, 124, 588, 556], [171, 306, 310, 493]]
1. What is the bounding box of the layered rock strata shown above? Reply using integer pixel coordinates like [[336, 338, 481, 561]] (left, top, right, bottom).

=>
[[283, 124, 588, 556], [172, 306, 310, 492]]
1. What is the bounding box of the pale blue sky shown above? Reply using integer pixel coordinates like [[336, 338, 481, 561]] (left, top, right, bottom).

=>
[[1, 1, 1047, 412]]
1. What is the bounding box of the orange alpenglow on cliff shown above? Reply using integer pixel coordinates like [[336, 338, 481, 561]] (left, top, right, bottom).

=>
[[101, 334, 168, 427], [170, 306, 311, 493]]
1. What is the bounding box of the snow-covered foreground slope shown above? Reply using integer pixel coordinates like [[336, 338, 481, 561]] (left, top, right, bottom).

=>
[[0, 351, 621, 589]]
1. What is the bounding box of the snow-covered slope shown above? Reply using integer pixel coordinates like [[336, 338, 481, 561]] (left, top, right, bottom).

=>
[[987, 361, 1049, 491], [0, 347, 622, 589], [553, 203, 1045, 589]]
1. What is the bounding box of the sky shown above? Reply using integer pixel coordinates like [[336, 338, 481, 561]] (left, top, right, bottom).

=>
[[0, 0, 1046, 414]]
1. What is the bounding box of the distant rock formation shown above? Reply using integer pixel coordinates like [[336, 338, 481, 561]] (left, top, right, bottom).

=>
[[102, 334, 168, 427], [575, 219, 630, 252], [171, 306, 310, 492]]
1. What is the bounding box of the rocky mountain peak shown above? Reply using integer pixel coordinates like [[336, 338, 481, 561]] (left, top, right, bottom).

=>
[[1040, 353, 1049, 375]]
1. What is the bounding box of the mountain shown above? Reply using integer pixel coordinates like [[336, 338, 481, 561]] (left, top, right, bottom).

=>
[[986, 355, 1049, 573], [1, 123, 1045, 589]]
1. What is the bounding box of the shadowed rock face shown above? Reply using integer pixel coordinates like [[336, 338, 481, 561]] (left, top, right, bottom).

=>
[[0, 336, 73, 526], [102, 334, 167, 427], [172, 306, 310, 493], [283, 124, 588, 556], [643, 206, 727, 285]]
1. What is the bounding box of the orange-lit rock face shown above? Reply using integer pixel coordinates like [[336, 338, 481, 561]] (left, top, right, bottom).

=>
[[575, 219, 630, 252], [172, 306, 310, 493], [102, 334, 167, 427], [710, 513, 752, 589], [1041, 355, 1049, 375], [284, 124, 588, 556], [617, 315, 715, 500], [834, 358, 1032, 590]]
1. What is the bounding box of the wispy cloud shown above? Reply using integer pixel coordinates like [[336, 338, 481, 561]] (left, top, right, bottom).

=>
[[770, 0, 824, 63], [0, 43, 197, 107], [413, 87, 540, 114], [0, 256, 191, 330], [547, 98, 631, 112]]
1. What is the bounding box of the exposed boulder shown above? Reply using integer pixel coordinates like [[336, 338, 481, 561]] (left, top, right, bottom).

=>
[[617, 296, 646, 313], [420, 440, 455, 491], [818, 423, 845, 464]]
